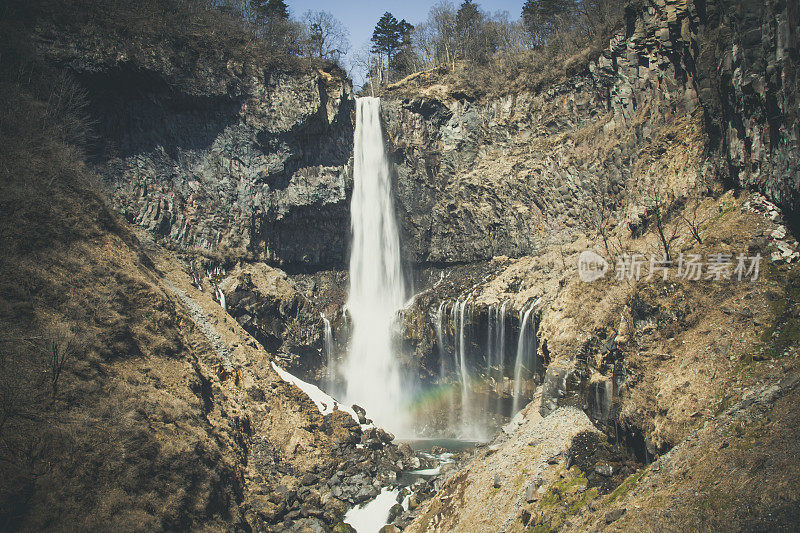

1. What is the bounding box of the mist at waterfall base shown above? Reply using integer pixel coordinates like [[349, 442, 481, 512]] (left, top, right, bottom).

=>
[[413, 298, 541, 440], [322, 97, 541, 441]]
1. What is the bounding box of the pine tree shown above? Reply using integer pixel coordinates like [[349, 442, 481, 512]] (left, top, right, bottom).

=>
[[456, 0, 480, 32], [521, 0, 575, 46], [390, 19, 417, 76], [251, 0, 288, 22], [371, 12, 402, 65], [267, 0, 289, 19], [456, 0, 483, 62]]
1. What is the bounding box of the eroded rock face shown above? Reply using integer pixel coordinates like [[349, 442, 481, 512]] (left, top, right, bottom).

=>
[[692, 0, 800, 214], [40, 32, 356, 269], [101, 68, 354, 269], [219, 263, 323, 375], [381, 0, 798, 265]]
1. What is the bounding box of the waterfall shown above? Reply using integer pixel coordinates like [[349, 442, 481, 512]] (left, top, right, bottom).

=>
[[321, 313, 334, 390], [495, 300, 508, 415], [435, 302, 446, 376], [512, 302, 537, 414], [436, 301, 455, 431], [497, 301, 508, 377], [483, 304, 495, 427], [451, 298, 460, 377], [486, 305, 495, 381], [458, 298, 470, 433], [216, 287, 226, 311], [342, 97, 408, 433]]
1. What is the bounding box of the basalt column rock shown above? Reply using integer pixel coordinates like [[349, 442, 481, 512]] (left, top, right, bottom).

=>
[[37, 27, 357, 269]]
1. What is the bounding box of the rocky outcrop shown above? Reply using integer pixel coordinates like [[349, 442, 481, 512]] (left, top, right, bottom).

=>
[[405, 405, 606, 532], [592, 0, 799, 218], [693, 0, 799, 214], [218, 262, 324, 375], [36, 26, 355, 270], [381, 0, 798, 265]]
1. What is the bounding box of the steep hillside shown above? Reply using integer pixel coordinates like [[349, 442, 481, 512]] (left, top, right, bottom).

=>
[[1, 0, 798, 531], [381, 0, 798, 264], [0, 2, 402, 531], [13, 0, 362, 380], [370, 0, 800, 529], [27, 0, 355, 271]]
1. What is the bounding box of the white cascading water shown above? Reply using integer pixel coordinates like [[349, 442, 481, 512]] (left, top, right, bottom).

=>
[[435, 302, 446, 375], [497, 301, 508, 377], [484, 304, 495, 423], [343, 97, 408, 434], [321, 313, 334, 390], [486, 305, 495, 382], [495, 300, 508, 414], [216, 287, 226, 311], [457, 298, 470, 433], [512, 304, 535, 414]]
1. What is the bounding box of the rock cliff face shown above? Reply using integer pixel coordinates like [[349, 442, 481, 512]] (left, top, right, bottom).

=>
[[37, 0, 796, 271], [381, 0, 798, 264], [40, 32, 356, 269], [6, 0, 800, 529], [218, 262, 324, 374], [380, 0, 798, 427], [694, 0, 799, 214], [31, 25, 359, 381]]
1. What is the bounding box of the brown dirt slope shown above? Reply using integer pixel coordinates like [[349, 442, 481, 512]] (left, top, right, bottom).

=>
[[0, 14, 355, 531]]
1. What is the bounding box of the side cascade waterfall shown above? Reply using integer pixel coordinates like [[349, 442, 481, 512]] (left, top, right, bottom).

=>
[[216, 287, 226, 311], [436, 302, 456, 430], [342, 97, 409, 434], [495, 300, 508, 415], [512, 299, 541, 414], [435, 302, 446, 376], [457, 298, 471, 435], [434, 296, 519, 440], [321, 313, 334, 390], [484, 304, 495, 423]]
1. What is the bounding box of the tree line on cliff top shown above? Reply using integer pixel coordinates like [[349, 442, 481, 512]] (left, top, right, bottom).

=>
[[356, 0, 624, 93]]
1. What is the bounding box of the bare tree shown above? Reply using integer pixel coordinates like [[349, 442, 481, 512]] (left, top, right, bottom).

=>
[[413, 22, 438, 68], [679, 171, 717, 245], [487, 11, 531, 54], [301, 10, 350, 62], [43, 324, 77, 399], [429, 1, 458, 69], [645, 186, 682, 262], [681, 193, 705, 245], [578, 173, 618, 260], [350, 45, 383, 96], [545, 215, 570, 270]]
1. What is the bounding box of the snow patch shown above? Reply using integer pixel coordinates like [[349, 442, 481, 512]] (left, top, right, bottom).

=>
[[344, 488, 399, 532], [407, 467, 440, 476], [270, 361, 363, 426]]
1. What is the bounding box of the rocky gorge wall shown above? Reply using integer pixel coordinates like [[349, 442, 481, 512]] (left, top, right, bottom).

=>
[[38, 29, 356, 270], [30, 23, 361, 378], [381, 0, 799, 264], [33, 0, 798, 411], [380, 0, 800, 443]]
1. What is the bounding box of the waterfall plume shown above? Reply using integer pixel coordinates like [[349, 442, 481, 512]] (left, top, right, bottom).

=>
[[342, 97, 408, 434]]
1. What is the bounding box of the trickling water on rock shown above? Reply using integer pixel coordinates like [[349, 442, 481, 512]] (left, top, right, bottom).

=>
[[457, 298, 471, 434], [512, 302, 537, 414], [321, 313, 334, 391], [495, 300, 508, 414], [342, 97, 409, 434]]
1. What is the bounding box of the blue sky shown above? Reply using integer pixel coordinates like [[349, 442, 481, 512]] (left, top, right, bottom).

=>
[[285, 1, 526, 82]]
